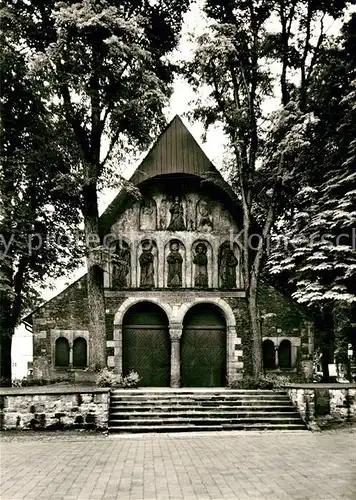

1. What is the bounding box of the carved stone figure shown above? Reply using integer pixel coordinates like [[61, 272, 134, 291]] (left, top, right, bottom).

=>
[[187, 198, 195, 231], [115, 206, 138, 232], [219, 244, 238, 289], [139, 241, 155, 287], [159, 199, 167, 230], [140, 198, 156, 230], [193, 243, 208, 287], [167, 197, 185, 231], [167, 241, 183, 287], [218, 206, 234, 232], [112, 243, 130, 288], [198, 199, 213, 232]]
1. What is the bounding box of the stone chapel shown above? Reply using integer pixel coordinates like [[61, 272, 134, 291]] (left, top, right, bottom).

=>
[[24, 116, 312, 387]]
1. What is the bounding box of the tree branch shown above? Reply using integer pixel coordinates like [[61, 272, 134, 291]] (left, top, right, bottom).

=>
[[305, 14, 325, 89], [60, 84, 91, 163]]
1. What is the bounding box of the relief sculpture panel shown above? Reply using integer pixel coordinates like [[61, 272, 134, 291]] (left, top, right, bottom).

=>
[[112, 203, 139, 232], [112, 241, 131, 288], [166, 240, 184, 287], [138, 240, 157, 288], [167, 197, 185, 231], [139, 198, 157, 230], [193, 242, 208, 287], [219, 242, 239, 289], [197, 199, 213, 232]]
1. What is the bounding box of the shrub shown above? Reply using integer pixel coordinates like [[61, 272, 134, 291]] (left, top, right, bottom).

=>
[[20, 378, 49, 387], [95, 368, 141, 388], [95, 368, 120, 388], [12, 379, 23, 387], [228, 373, 297, 390], [122, 371, 141, 388]]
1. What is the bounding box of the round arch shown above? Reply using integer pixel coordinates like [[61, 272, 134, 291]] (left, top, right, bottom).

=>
[[176, 298, 236, 328], [114, 297, 173, 328]]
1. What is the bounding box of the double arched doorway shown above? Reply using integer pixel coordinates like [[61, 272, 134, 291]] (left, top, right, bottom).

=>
[[122, 301, 227, 387]]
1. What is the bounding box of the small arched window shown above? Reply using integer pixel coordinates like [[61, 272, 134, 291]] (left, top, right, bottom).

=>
[[263, 339, 275, 370], [73, 337, 87, 367], [278, 339, 292, 369], [55, 337, 69, 367]]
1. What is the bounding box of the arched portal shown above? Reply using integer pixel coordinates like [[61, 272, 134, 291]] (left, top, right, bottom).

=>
[[263, 339, 275, 370], [181, 303, 226, 387], [278, 339, 292, 369], [122, 302, 170, 386]]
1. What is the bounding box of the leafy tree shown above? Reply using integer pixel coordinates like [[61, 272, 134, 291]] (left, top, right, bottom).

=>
[[3, 0, 190, 371], [183, 0, 349, 376], [0, 18, 82, 385], [267, 15, 356, 380]]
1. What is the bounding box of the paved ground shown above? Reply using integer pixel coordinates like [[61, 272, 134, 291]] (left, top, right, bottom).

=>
[[1, 430, 355, 500]]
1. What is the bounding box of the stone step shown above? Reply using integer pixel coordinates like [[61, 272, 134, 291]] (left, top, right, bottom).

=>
[[111, 391, 287, 399], [109, 416, 302, 425], [108, 389, 305, 433], [111, 396, 289, 405], [109, 423, 306, 433], [110, 409, 299, 421], [111, 390, 289, 396], [110, 406, 296, 414], [111, 398, 291, 408]]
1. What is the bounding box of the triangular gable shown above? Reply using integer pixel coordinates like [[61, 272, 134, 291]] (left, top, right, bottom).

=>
[[100, 115, 228, 232], [129, 115, 217, 185]]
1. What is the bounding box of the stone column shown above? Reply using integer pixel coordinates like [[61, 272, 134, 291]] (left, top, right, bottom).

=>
[[69, 344, 73, 368], [169, 327, 182, 388], [275, 346, 279, 369], [113, 328, 123, 377], [308, 322, 314, 358]]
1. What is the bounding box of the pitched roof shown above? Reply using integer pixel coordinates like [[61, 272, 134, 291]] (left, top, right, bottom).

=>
[[129, 115, 217, 185]]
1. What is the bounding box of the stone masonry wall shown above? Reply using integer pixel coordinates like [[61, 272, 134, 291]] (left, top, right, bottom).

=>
[[0, 389, 110, 431], [287, 385, 356, 428], [31, 282, 308, 382], [31, 276, 89, 380]]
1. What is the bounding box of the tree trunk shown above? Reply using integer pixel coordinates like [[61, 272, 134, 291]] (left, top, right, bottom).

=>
[[247, 278, 263, 377], [0, 260, 14, 385], [0, 326, 13, 386], [333, 304, 352, 381], [83, 181, 107, 371]]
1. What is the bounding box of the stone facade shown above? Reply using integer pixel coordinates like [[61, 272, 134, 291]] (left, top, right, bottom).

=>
[[0, 389, 110, 431], [26, 116, 311, 387]]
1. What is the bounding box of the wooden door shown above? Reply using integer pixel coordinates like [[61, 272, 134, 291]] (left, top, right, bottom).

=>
[[181, 304, 226, 387], [123, 303, 170, 386]]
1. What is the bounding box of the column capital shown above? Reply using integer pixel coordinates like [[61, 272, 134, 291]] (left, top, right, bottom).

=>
[[169, 324, 183, 341], [170, 330, 182, 341]]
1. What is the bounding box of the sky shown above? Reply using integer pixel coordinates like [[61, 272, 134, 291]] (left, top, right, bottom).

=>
[[12, 1, 355, 366]]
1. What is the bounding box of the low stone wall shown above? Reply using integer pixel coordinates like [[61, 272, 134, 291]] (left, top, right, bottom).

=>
[[0, 388, 110, 431], [286, 384, 356, 428]]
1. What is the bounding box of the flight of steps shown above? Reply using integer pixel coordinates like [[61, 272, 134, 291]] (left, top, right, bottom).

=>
[[108, 389, 306, 433]]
